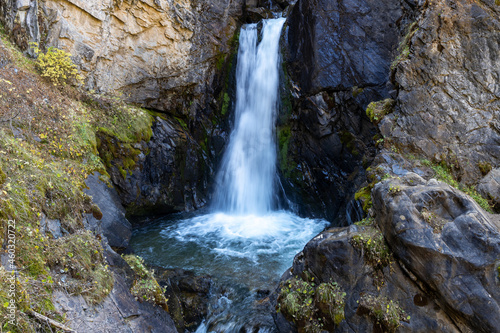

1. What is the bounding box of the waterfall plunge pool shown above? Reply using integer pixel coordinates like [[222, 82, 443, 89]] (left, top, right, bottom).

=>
[[130, 211, 329, 332]]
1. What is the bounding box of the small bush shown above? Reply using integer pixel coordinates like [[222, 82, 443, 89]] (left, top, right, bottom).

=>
[[358, 294, 409, 332], [277, 276, 346, 332], [31, 43, 83, 86], [122, 255, 169, 311]]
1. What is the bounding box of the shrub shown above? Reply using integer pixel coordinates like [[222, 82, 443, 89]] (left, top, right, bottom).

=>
[[277, 276, 346, 332], [31, 43, 83, 86], [122, 255, 169, 310], [358, 294, 409, 332]]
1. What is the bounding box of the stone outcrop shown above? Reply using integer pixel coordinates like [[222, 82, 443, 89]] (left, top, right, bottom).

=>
[[1, 0, 245, 114], [84, 172, 132, 249], [274, 173, 500, 332], [384, 0, 500, 185], [278, 0, 402, 221], [54, 246, 178, 333], [373, 174, 500, 332], [97, 115, 210, 217]]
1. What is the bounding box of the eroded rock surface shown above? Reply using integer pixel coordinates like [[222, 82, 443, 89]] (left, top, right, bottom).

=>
[[373, 174, 500, 332], [1, 0, 244, 114], [274, 173, 500, 332], [386, 0, 500, 184], [279, 0, 402, 221]]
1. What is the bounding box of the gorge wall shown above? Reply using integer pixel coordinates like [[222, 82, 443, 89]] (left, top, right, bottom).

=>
[[274, 0, 500, 331]]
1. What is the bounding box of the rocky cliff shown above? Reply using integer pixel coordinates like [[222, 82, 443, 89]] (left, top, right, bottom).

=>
[[1, 0, 243, 114], [278, 0, 402, 221], [273, 0, 500, 331]]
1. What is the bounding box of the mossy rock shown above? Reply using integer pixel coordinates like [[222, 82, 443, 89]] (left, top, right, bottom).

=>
[[366, 99, 395, 125], [355, 185, 373, 212]]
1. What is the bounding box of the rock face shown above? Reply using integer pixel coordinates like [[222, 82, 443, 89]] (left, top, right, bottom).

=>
[[98, 115, 210, 217], [84, 172, 132, 249], [54, 246, 177, 333], [279, 0, 402, 221], [274, 173, 500, 332], [372, 174, 500, 332], [1, 0, 244, 114], [385, 0, 500, 184]]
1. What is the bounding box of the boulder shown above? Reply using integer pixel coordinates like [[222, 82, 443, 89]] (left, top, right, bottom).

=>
[[155, 268, 212, 331], [478, 168, 500, 212], [84, 172, 132, 249], [274, 225, 460, 332], [372, 174, 500, 332]]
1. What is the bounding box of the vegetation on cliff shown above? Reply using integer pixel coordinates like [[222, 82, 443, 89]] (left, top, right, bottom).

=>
[[0, 23, 156, 332]]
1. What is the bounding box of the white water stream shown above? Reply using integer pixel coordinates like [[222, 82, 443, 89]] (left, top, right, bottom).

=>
[[131, 18, 329, 332]]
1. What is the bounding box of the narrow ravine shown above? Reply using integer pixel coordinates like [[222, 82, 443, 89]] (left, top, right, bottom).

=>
[[130, 18, 328, 332]]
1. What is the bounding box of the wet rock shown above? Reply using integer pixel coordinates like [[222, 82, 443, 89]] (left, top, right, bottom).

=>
[[102, 116, 209, 218], [84, 172, 132, 250], [246, 7, 274, 22], [372, 174, 500, 332], [279, 0, 402, 221], [478, 168, 500, 212], [388, 0, 500, 184], [274, 225, 460, 332], [155, 268, 212, 332]]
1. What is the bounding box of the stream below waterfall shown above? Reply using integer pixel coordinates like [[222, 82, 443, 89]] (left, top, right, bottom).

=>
[[130, 18, 330, 332]]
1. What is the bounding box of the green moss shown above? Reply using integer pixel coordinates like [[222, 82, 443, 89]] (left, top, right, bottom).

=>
[[277, 276, 346, 331], [122, 255, 169, 311], [391, 21, 418, 70], [355, 185, 373, 212], [352, 86, 364, 98], [351, 227, 392, 270], [358, 294, 408, 332], [221, 92, 230, 116], [478, 161, 492, 175], [354, 217, 374, 227], [315, 282, 346, 325], [366, 99, 395, 124], [430, 163, 493, 212], [339, 130, 360, 156], [277, 126, 297, 178], [496, 0, 500, 5]]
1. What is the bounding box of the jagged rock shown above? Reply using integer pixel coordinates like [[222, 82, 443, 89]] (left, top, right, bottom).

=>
[[478, 168, 500, 212], [372, 174, 500, 332], [1, 0, 244, 114], [84, 172, 132, 249], [388, 0, 500, 184], [102, 116, 209, 217], [279, 0, 401, 221], [155, 268, 212, 331]]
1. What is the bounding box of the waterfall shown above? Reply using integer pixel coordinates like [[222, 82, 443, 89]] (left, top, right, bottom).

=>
[[130, 17, 329, 333], [212, 18, 286, 215]]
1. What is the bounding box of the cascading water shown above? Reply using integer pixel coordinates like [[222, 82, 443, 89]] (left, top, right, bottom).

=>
[[130, 18, 329, 332], [212, 19, 282, 214]]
